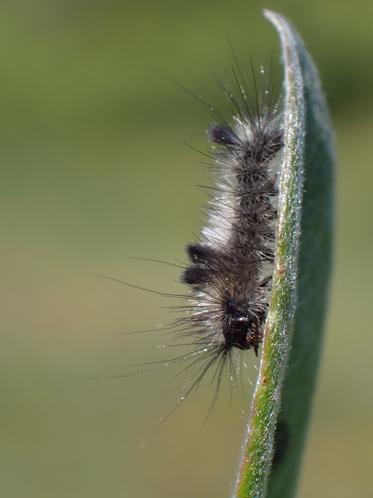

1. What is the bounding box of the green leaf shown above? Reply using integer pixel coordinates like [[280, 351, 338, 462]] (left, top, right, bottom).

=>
[[232, 10, 335, 498]]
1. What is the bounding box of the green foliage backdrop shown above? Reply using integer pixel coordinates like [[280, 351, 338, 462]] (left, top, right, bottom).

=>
[[0, 1, 371, 497]]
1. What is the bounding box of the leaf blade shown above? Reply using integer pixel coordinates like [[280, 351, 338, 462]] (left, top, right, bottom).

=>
[[232, 10, 334, 498], [265, 10, 335, 498]]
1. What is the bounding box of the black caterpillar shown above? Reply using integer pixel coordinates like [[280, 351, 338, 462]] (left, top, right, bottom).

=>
[[175, 71, 283, 379], [98, 67, 284, 415]]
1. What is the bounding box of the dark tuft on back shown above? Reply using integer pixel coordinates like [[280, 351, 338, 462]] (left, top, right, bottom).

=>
[[182, 265, 209, 285], [209, 124, 240, 146], [186, 244, 216, 265]]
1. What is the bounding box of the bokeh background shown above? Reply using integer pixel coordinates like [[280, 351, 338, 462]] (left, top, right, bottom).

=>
[[1, 1, 372, 497]]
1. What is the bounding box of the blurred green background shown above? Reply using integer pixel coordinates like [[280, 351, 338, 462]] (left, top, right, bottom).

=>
[[1, 1, 371, 497]]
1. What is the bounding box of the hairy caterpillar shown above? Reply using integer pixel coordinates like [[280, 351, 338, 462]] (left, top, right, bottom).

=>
[[99, 63, 283, 414], [158, 66, 284, 398], [182, 76, 282, 358]]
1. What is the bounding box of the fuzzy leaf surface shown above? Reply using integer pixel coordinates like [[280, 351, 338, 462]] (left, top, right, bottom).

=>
[[232, 10, 334, 498]]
